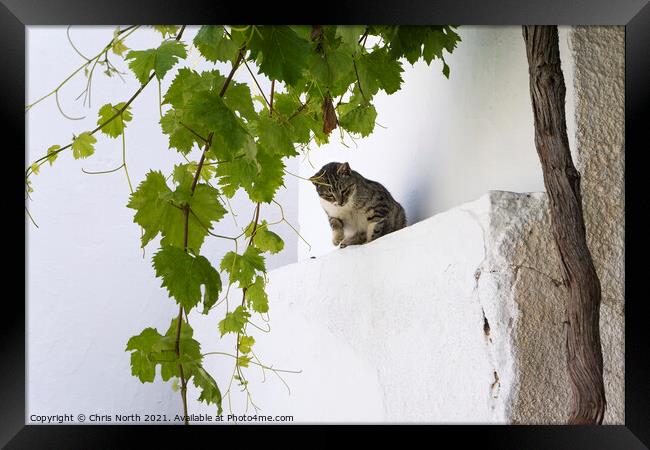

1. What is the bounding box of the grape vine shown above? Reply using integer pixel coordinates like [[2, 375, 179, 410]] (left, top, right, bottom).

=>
[[25, 24, 460, 423]]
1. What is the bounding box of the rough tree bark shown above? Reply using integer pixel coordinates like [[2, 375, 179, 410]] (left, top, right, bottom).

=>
[[522, 25, 606, 424]]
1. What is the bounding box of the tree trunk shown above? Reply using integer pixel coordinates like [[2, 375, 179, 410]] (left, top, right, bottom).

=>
[[522, 25, 606, 424]]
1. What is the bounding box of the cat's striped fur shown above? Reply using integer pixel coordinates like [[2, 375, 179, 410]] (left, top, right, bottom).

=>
[[310, 162, 407, 248]]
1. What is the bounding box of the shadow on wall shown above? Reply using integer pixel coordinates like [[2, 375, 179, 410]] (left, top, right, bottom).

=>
[[403, 170, 435, 225]]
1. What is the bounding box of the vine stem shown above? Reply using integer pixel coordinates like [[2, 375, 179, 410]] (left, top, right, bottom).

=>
[[352, 59, 368, 104], [242, 59, 270, 108], [174, 304, 189, 424], [269, 80, 275, 116], [358, 27, 369, 45], [175, 47, 246, 425], [177, 129, 213, 426], [180, 121, 208, 143], [288, 101, 308, 120]]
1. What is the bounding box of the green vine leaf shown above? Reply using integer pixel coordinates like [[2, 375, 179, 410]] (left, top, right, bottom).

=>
[[71, 132, 97, 159], [125, 50, 155, 84], [126, 40, 187, 84], [125, 327, 164, 383], [247, 26, 311, 86], [385, 26, 428, 64], [126, 170, 169, 246], [97, 102, 133, 138], [213, 155, 256, 198], [223, 82, 257, 123], [162, 68, 255, 154], [193, 25, 240, 64], [175, 161, 216, 184], [111, 28, 129, 56], [422, 27, 450, 64], [126, 319, 204, 385], [46, 145, 60, 166], [252, 223, 284, 254], [249, 147, 286, 203], [246, 275, 269, 313], [306, 46, 355, 98], [382, 26, 460, 75], [152, 245, 222, 314], [185, 90, 249, 155], [338, 104, 377, 137], [218, 305, 251, 336], [163, 69, 224, 108], [220, 246, 266, 288], [160, 109, 197, 154], [356, 48, 404, 96], [164, 68, 208, 108], [238, 335, 255, 354], [127, 171, 226, 252], [336, 25, 366, 53], [153, 25, 180, 38], [255, 115, 298, 157], [153, 40, 188, 79], [192, 364, 223, 414], [160, 319, 202, 381], [215, 144, 285, 203], [273, 93, 325, 144]]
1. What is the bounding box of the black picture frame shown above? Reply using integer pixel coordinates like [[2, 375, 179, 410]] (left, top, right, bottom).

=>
[[6, 0, 649, 447]]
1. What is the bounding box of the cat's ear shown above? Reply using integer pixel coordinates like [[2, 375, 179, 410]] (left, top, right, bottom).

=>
[[337, 162, 351, 176]]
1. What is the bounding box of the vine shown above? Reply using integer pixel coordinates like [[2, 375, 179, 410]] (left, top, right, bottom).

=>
[[25, 25, 460, 422]]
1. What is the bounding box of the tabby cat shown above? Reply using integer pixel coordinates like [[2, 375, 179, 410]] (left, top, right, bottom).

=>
[[310, 162, 407, 248]]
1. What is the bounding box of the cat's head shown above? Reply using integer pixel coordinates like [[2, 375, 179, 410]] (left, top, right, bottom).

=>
[[309, 162, 355, 206]]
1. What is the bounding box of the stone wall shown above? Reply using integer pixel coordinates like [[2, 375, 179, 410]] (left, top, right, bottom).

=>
[[569, 26, 625, 424]]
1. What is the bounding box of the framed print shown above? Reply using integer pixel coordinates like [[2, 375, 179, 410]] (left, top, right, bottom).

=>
[[5, 0, 649, 447]]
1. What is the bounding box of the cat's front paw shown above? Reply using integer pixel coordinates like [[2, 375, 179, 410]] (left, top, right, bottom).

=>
[[339, 233, 365, 248]]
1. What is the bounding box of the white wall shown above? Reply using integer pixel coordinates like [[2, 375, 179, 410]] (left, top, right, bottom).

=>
[[25, 26, 299, 422], [297, 26, 576, 260], [228, 195, 496, 423]]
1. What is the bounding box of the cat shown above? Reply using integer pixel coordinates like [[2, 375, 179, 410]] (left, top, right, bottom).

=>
[[309, 162, 407, 248]]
